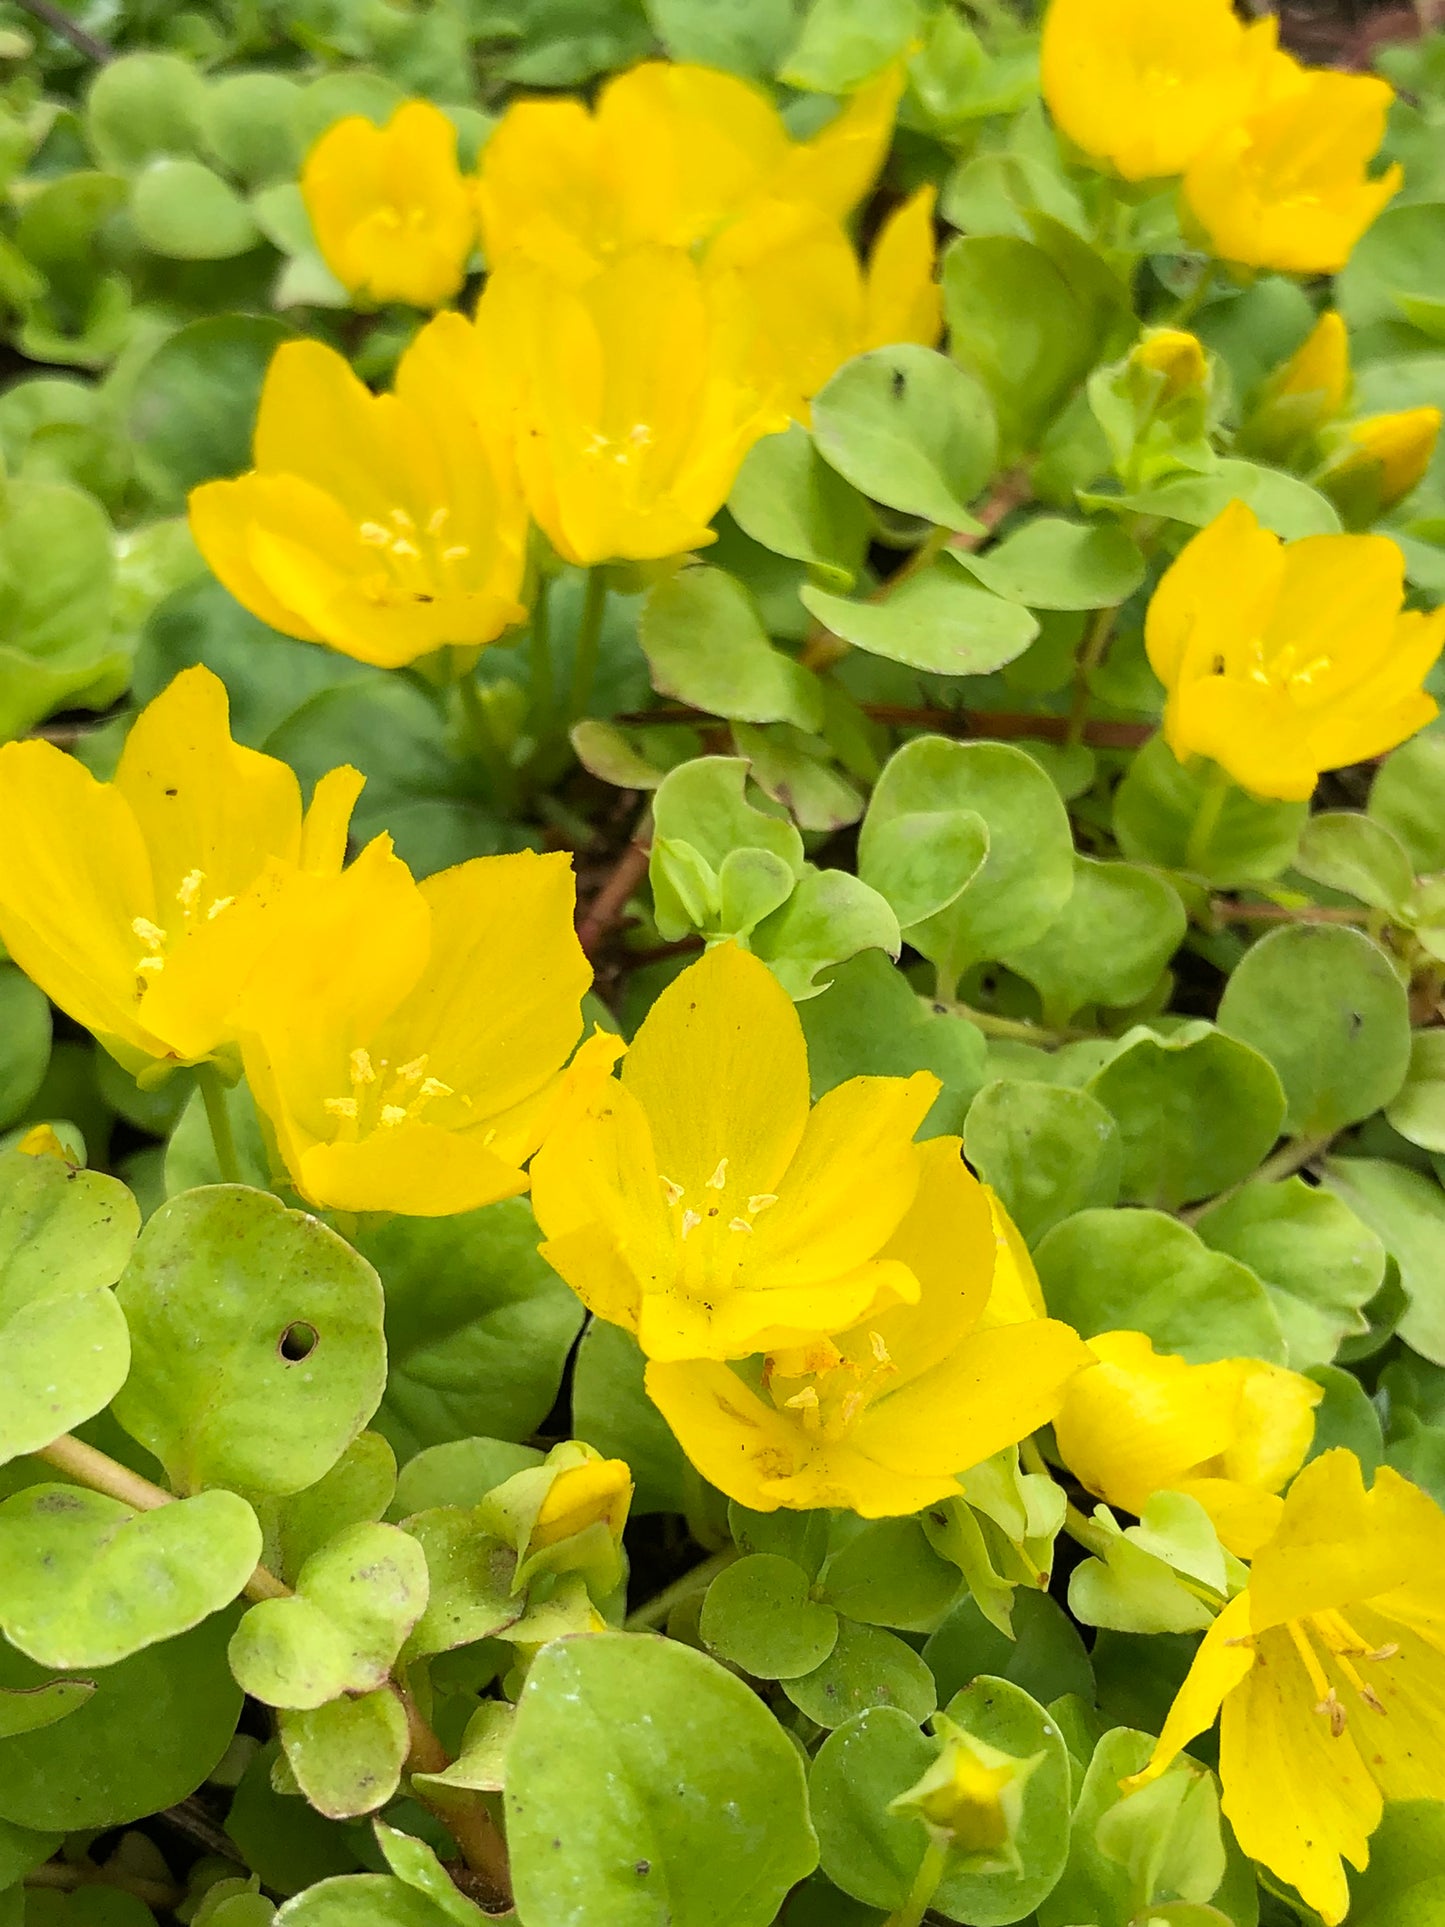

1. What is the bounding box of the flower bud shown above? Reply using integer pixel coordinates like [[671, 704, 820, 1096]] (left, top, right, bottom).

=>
[[477, 1441, 633, 1594], [891, 1716, 1040, 1862], [1241, 312, 1351, 461], [1316, 406, 1442, 526]]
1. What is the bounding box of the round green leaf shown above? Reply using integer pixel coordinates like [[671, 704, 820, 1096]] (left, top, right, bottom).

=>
[[400, 1507, 519, 1657], [860, 738, 1075, 996], [1113, 735, 1306, 887], [955, 517, 1146, 611], [1217, 924, 1411, 1136], [228, 1522, 429, 1709], [751, 864, 902, 1001], [809, 1707, 936, 1910], [0, 968, 50, 1129], [279, 1687, 410, 1822], [640, 566, 823, 729], [1371, 730, 1445, 873], [699, 1553, 839, 1680], [811, 345, 998, 531], [0, 1612, 242, 1830], [1347, 1800, 1445, 1927], [277, 1876, 459, 1927], [1322, 1157, 1445, 1366], [0, 1485, 260, 1669], [922, 1589, 1093, 1710], [728, 424, 870, 589], [1296, 811, 1415, 915], [84, 53, 207, 170], [1085, 1022, 1286, 1210], [1001, 855, 1185, 1027], [1338, 201, 1445, 334], [131, 159, 262, 261], [572, 1320, 688, 1517], [113, 1184, 387, 1497], [801, 564, 1038, 677], [200, 73, 304, 189], [128, 315, 292, 510], [1195, 1178, 1386, 1370], [1387, 1031, 1445, 1154], [964, 1079, 1122, 1245], [506, 1631, 819, 1927], [819, 1518, 961, 1633], [0, 1144, 137, 1467], [266, 1432, 398, 1584], [226, 1740, 363, 1896], [1034, 1208, 1286, 1363], [782, 1619, 937, 1729], [1103, 459, 1340, 538], [358, 1197, 584, 1460]]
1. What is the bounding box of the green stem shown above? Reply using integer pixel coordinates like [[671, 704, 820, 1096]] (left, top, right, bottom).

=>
[[529, 573, 555, 738], [454, 653, 518, 814], [1184, 760, 1232, 877], [1065, 604, 1119, 749], [568, 568, 609, 724], [927, 992, 1083, 1048], [1167, 266, 1214, 330], [197, 1062, 243, 1185], [624, 1547, 739, 1631], [887, 1839, 948, 1927]]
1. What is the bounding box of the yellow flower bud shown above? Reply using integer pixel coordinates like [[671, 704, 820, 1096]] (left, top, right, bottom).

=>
[[1318, 406, 1443, 521], [892, 1718, 1039, 1858], [1131, 328, 1209, 399], [530, 1458, 634, 1551], [301, 100, 477, 309], [1273, 312, 1352, 417]]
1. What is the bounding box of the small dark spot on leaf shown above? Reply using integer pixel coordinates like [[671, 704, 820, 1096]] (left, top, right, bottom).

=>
[[891, 367, 907, 399], [635, 1861, 651, 1878], [1348, 1010, 1364, 1035], [278, 1321, 319, 1362]]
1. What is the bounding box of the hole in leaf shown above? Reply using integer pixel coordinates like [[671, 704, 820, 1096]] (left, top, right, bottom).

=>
[[278, 1321, 319, 1362]]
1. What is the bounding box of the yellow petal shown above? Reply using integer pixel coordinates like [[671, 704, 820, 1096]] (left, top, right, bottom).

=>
[[1145, 499, 1284, 689], [1249, 1450, 1412, 1633], [1053, 1330, 1236, 1514], [188, 475, 326, 642], [974, 1187, 1047, 1327], [474, 95, 610, 279], [642, 1255, 920, 1365], [300, 765, 365, 874], [300, 1119, 531, 1215], [773, 62, 903, 221], [863, 185, 942, 351], [620, 943, 811, 1202], [860, 1136, 997, 1380], [1167, 674, 1321, 801], [1129, 1590, 1256, 1785]]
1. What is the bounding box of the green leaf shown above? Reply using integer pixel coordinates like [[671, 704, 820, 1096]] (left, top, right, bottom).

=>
[[1389, 1032, 1445, 1154], [922, 1589, 1093, 1710], [729, 424, 871, 589], [265, 1432, 398, 1584], [782, 1619, 937, 1729], [0, 1812, 61, 1887], [1217, 925, 1411, 1136], [954, 517, 1145, 611], [1347, 1800, 1445, 1927], [820, 1518, 961, 1633], [700, 1554, 840, 1679], [1195, 1178, 1385, 1370], [391, 1438, 543, 1516], [128, 316, 291, 512], [0, 1613, 242, 1830], [1085, 1023, 1286, 1211], [229, 1523, 429, 1710], [275, 1876, 462, 1927], [852, 805, 990, 928], [782, 0, 921, 92], [507, 1631, 818, 1926], [733, 722, 864, 833], [200, 73, 304, 189], [1001, 856, 1185, 1026], [750, 864, 901, 1000], [640, 566, 822, 728], [799, 948, 988, 1138], [644, 0, 798, 78], [226, 1740, 363, 1896], [84, 53, 207, 169], [0, 968, 50, 1128], [1295, 811, 1415, 915], [374, 1821, 485, 1927], [810, 346, 998, 531], [113, 1184, 386, 1497], [964, 1079, 1122, 1245], [572, 1319, 689, 1516], [931, 1676, 1072, 1925], [0, 1144, 136, 1467], [0, 478, 123, 741], [1113, 736, 1306, 888], [278, 1688, 410, 1822], [860, 738, 1075, 997], [1371, 730, 1445, 873], [809, 1708, 936, 1910], [1035, 1208, 1286, 1363], [356, 1198, 583, 1461], [801, 563, 1038, 677], [131, 159, 261, 261], [1067, 1500, 1226, 1638], [650, 756, 804, 943], [0, 1485, 260, 1668], [1338, 201, 1445, 336], [0, 1679, 93, 1739], [1321, 1158, 1445, 1366], [400, 1508, 519, 1657], [1094, 459, 1340, 538]]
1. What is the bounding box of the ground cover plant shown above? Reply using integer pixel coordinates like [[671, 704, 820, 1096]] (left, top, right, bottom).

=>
[[6, 0, 1445, 1922]]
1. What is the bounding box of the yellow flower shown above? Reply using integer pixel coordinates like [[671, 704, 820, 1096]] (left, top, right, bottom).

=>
[[475, 59, 902, 278], [474, 248, 789, 567], [1319, 407, 1443, 521], [1039, 0, 1288, 181], [1130, 1449, 1445, 1925], [0, 666, 360, 1079], [530, 942, 958, 1362], [1131, 329, 1209, 398], [1184, 69, 1403, 275], [643, 1136, 1091, 1515], [189, 317, 528, 668], [1144, 499, 1445, 801], [530, 1456, 633, 1551], [301, 100, 476, 309], [237, 847, 620, 1216], [1052, 1329, 1322, 1558], [1241, 312, 1353, 462]]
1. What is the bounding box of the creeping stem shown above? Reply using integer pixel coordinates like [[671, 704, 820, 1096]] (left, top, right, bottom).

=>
[[196, 1061, 244, 1187], [568, 567, 609, 724]]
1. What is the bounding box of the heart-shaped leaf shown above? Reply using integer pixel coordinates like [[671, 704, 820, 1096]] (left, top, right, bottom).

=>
[[279, 1686, 410, 1820]]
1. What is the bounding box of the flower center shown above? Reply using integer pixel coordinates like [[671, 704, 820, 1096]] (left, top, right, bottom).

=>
[[762, 1330, 899, 1442], [657, 1159, 777, 1247], [1283, 1610, 1400, 1736], [131, 868, 237, 995], [321, 1047, 464, 1137], [356, 506, 472, 606]]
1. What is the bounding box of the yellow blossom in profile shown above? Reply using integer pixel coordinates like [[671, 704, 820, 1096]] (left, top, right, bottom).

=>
[[1184, 69, 1403, 275], [530, 1455, 633, 1551], [1144, 499, 1445, 801], [643, 1137, 1090, 1515], [1319, 407, 1443, 521], [475, 59, 902, 279], [1052, 1329, 1321, 1558], [1039, 0, 1288, 181], [237, 847, 620, 1216], [1131, 329, 1209, 398], [1242, 312, 1353, 461], [474, 248, 789, 566], [530, 943, 959, 1362], [0, 666, 360, 1079], [189, 317, 528, 668], [302, 100, 476, 309], [1131, 1449, 1445, 1925]]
